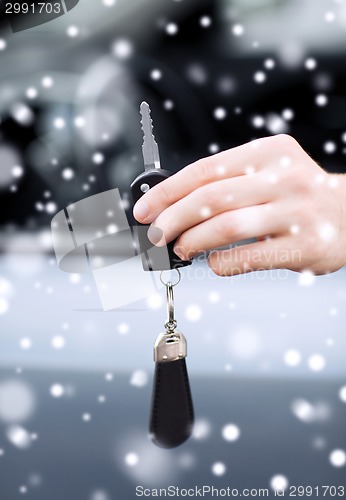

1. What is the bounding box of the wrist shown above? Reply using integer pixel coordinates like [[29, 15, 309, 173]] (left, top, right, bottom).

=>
[[334, 173, 346, 269]]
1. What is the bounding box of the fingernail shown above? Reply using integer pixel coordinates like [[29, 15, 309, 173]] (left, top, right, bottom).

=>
[[174, 244, 184, 259], [147, 226, 164, 246], [133, 200, 149, 221]]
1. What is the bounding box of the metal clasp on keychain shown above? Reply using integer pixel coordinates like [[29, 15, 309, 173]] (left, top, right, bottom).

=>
[[153, 270, 187, 363]]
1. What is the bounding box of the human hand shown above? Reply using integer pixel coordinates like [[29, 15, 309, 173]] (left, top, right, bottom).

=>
[[133, 134, 346, 276]]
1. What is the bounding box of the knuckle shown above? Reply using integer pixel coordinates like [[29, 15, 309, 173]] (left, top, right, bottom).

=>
[[290, 199, 315, 228], [253, 134, 300, 164], [190, 157, 214, 183], [241, 251, 262, 271], [283, 166, 313, 196], [218, 212, 240, 239], [154, 180, 171, 206], [279, 167, 295, 187], [198, 183, 219, 211], [296, 168, 312, 190], [274, 133, 298, 150]]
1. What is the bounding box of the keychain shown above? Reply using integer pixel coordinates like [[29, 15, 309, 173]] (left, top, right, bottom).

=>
[[131, 102, 194, 447], [149, 270, 194, 448]]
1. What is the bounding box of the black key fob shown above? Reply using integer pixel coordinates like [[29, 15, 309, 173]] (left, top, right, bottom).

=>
[[131, 169, 192, 271]]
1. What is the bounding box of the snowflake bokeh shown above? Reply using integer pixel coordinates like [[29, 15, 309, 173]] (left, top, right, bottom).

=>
[[0, 0, 346, 498]]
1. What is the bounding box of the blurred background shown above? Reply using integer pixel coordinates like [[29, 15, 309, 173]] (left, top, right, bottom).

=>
[[0, 0, 346, 498]]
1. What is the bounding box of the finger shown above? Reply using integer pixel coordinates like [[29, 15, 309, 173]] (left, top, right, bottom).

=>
[[149, 172, 276, 246], [133, 135, 288, 223], [207, 236, 302, 276], [173, 203, 283, 259]]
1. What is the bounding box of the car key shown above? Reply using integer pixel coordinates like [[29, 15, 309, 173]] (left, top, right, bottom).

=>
[[130, 101, 192, 271]]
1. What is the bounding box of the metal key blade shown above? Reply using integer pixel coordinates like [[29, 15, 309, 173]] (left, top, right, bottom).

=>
[[140, 101, 161, 171]]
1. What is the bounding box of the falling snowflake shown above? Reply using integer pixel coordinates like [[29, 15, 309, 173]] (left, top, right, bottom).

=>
[[282, 108, 294, 121], [186, 64, 207, 85], [192, 419, 211, 440], [67, 25, 79, 38], [26, 87, 37, 99], [324, 141, 336, 154], [105, 372, 113, 381], [308, 354, 325, 371], [50, 384, 64, 398], [41, 76, 54, 88], [266, 113, 288, 134], [209, 143, 219, 153], [6, 425, 32, 449], [130, 370, 148, 388], [211, 462, 226, 476], [165, 23, 179, 36], [185, 304, 202, 322], [232, 24, 244, 36], [125, 452, 139, 466], [146, 293, 163, 309], [90, 490, 110, 500], [200, 16, 212, 28], [338, 386, 346, 403], [325, 11, 335, 23], [208, 291, 220, 303], [298, 270, 315, 287], [118, 322, 129, 335], [11, 103, 34, 126], [150, 69, 162, 81], [305, 58, 317, 70], [316, 94, 328, 106], [329, 449, 346, 468], [53, 117, 65, 129], [92, 152, 105, 164], [279, 156, 291, 167], [112, 38, 133, 59], [291, 399, 315, 423], [0, 379, 36, 423], [200, 206, 211, 218], [51, 336, 66, 349], [254, 71, 266, 84], [62, 168, 74, 180], [163, 100, 174, 111], [264, 58, 275, 70], [284, 349, 301, 367], [74, 116, 85, 128], [289, 224, 300, 235], [222, 423, 241, 442], [213, 107, 227, 120], [20, 338, 32, 350], [270, 475, 289, 491], [0, 298, 9, 315]]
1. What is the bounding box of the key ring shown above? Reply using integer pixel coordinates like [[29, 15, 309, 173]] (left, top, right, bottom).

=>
[[165, 282, 176, 331], [160, 270, 180, 332], [159, 268, 181, 287]]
